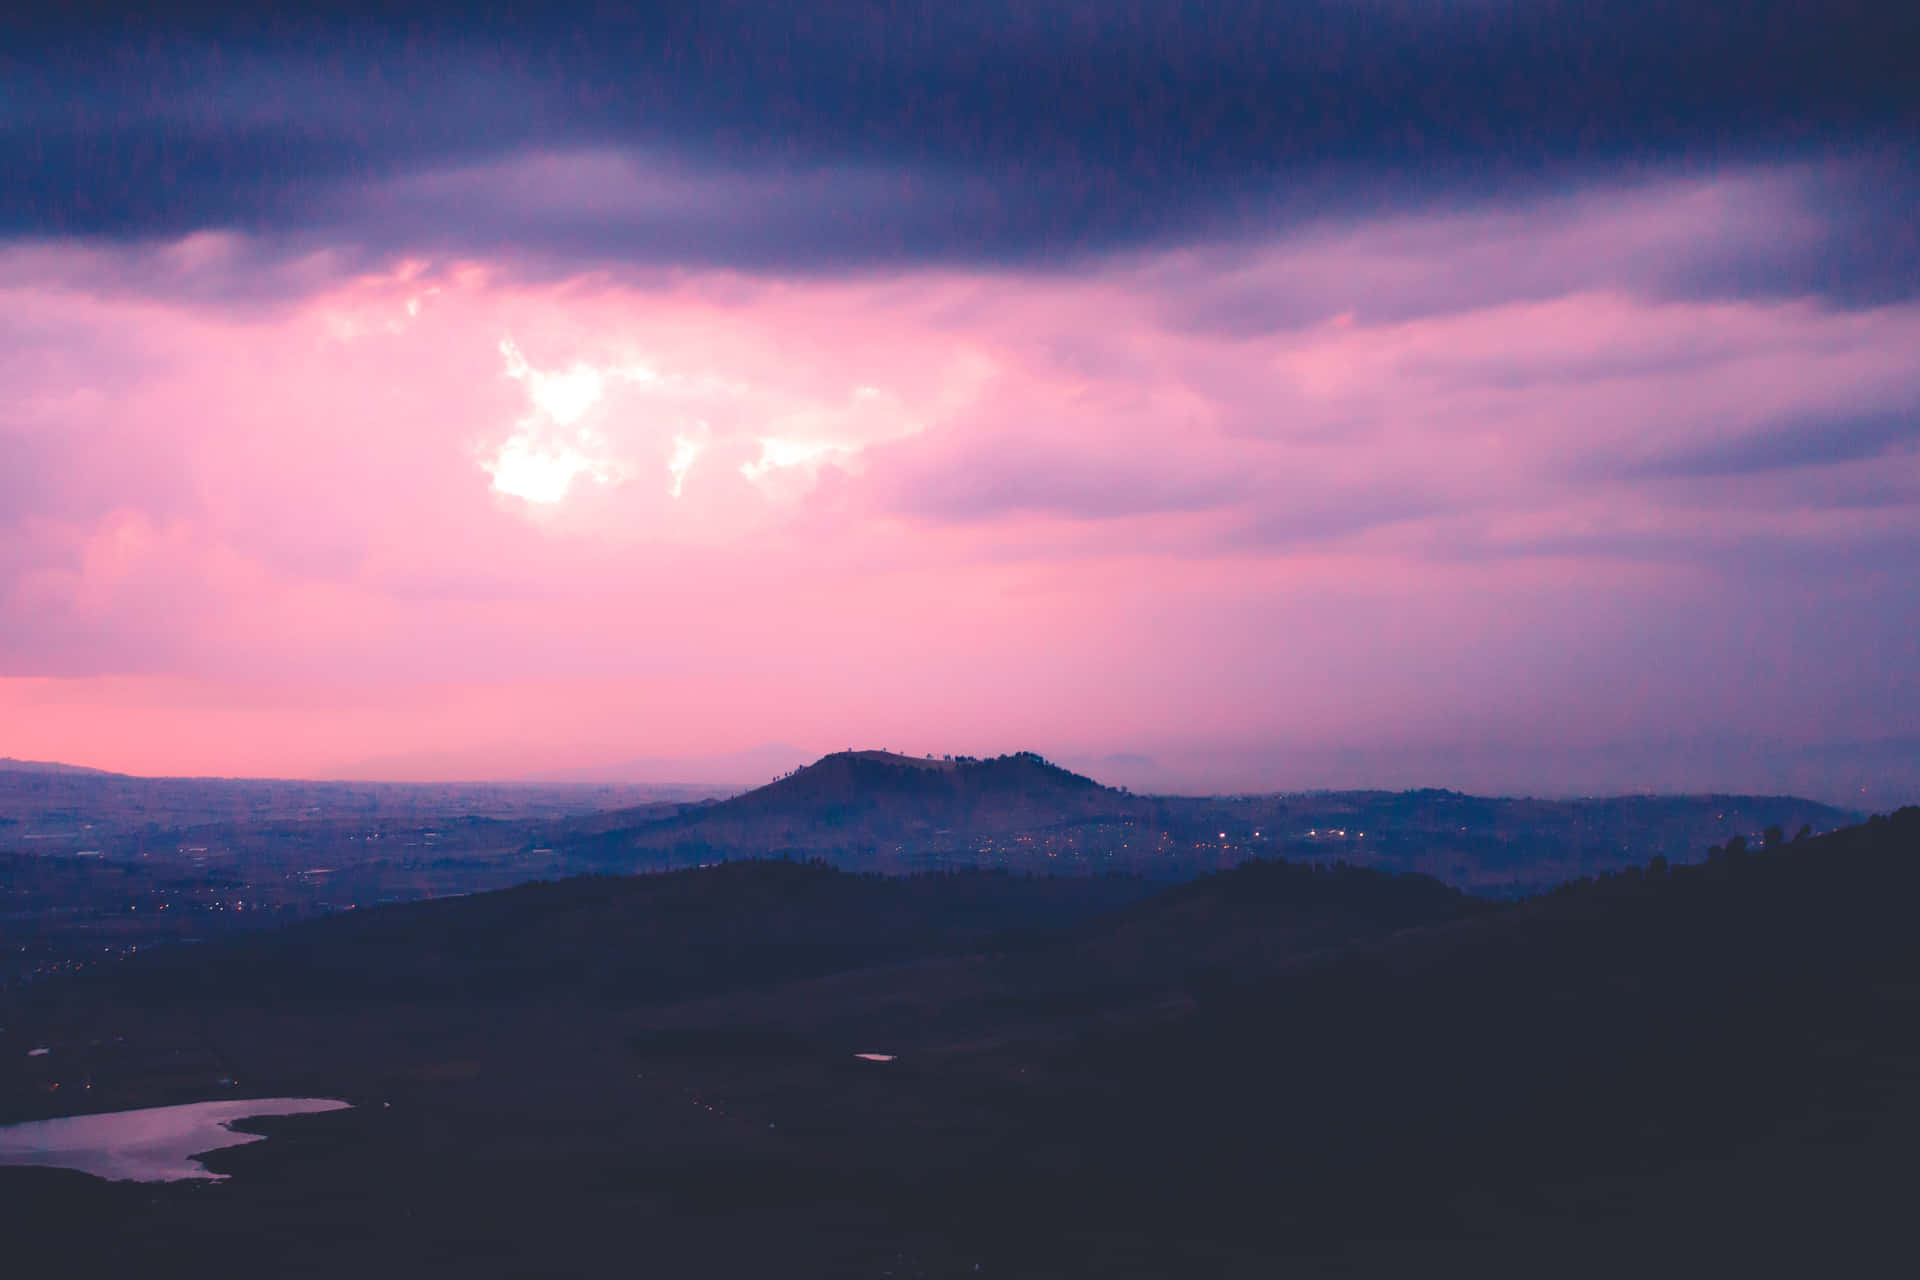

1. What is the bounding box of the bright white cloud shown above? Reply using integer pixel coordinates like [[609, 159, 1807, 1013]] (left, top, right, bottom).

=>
[[485, 338, 643, 503], [740, 436, 856, 484], [667, 423, 708, 498], [483, 435, 619, 504], [500, 337, 607, 426], [471, 319, 969, 512], [735, 383, 930, 494]]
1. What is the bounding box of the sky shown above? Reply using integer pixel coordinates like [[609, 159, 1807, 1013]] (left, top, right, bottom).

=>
[[2, 3, 1918, 801]]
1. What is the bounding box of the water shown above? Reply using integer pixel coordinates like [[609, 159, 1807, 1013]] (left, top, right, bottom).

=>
[[0, 1097, 351, 1182]]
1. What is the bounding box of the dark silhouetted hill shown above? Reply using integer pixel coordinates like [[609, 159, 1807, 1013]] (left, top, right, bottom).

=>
[[977, 807, 1920, 1261], [1056, 856, 1490, 992], [79, 859, 1157, 1008], [566, 750, 1154, 858], [551, 752, 1855, 887], [0, 758, 120, 776]]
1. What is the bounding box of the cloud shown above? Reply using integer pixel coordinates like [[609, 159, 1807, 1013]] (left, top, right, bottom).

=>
[[2, 4, 1915, 292], [1147, 162, 1920, 336], [483, 337, 641, 503], [873, 431, 1249, 524], [667, 425, 708, 499], [740, 437, 856, 484], [1623, 407, 1920, 479], [4, 167, 1920, 781]]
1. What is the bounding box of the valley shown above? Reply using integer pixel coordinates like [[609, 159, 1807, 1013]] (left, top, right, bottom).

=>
[[1, 753, 1912, 1276]]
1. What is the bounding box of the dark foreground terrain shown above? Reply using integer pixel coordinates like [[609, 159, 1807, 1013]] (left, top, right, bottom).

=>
[[2, 805, 1917, 1278]]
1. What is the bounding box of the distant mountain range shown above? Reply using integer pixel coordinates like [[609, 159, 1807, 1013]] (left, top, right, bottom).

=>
[[0, 758, 121, 777], [547, 749, 1858, 890], [1, 748, 1861, 892]]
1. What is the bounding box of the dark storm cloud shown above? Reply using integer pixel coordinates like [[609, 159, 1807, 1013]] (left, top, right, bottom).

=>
[[2, 2, 1916, 284], [1155, 154, 1920, 334], [1659, 157, 1920, 308]]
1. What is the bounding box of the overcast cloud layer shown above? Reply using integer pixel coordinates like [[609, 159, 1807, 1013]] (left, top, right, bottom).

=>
[[2, 3, 1917, 799]]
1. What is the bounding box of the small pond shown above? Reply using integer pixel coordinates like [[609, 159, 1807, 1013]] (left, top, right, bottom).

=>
[[0, 1098, 351, 1182]]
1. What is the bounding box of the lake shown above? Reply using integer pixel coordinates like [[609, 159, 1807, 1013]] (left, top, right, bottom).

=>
[[0, 1098, 351, 1182]]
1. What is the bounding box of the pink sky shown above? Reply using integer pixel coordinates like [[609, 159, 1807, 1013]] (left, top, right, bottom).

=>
[[3, 167, 1917, 793]]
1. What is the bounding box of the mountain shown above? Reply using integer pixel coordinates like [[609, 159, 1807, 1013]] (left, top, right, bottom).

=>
[[0, 758, 120, 776], [562, 749, 1155, 856], [553, 750, 1854, 889], [711, 750, 1106, 817]]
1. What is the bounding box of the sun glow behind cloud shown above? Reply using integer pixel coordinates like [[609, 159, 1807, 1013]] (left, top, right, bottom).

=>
[[483, 433, 618, 504], [469, 306, 959, 514], [667, 425, 707, 498], [484, 338, 637, 503], [740, 436, 855, 482]]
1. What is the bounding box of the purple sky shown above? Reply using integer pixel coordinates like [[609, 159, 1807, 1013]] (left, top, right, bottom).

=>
[[2, 5, 1917, 801]]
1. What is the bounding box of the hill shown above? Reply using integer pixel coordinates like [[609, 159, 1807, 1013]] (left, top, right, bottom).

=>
[[557, 751, 1851, 889], [68, 860, 1158, 1012], [563, 749, 1156, 862], [0, 758, 120, 777], [979, 806, 1920, 1266]]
